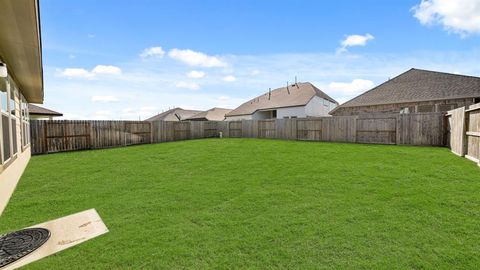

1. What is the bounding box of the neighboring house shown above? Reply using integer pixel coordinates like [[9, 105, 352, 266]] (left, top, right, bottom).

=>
[[184, 107, 232, 121], [225, 82, 338, 120], [330, 68, 480, 116], [0, 0, 44, 214], [28, 104, 63, 119], [145, 107, 202, 121]]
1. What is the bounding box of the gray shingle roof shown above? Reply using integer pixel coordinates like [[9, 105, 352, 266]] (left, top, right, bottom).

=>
[[185, 107, 232, 121], [333, 68, 480, 110], [145, 108, 202, 121], [226, 82, 337, 117], [28, 104, 63, 116]]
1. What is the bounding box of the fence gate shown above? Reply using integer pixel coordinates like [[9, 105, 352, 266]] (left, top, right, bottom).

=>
[[297, 119, 322, 141], [44, 120, 91, 153], [125, 122, 151, 145], [258, 120, 276, 138], [173, 122, 191, 140], [356, 116, 397, 144], [228, 121, 242, 138], [203, 121, 218, 138]]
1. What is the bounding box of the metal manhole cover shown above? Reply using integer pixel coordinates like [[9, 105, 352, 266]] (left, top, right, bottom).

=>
[[0, 228, 50, 268]]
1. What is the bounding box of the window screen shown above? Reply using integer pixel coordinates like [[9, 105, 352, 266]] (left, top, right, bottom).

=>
[[11, 118, 17, 155], [2, 115, 10, 161]]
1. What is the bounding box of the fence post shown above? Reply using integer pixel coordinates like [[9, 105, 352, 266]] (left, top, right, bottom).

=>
[[88, 121, 92, 149], [43, 121, 48, 154], [396, 114, 401, 145], [461, 107, 467, 156], [123, 121, 127, 146], [353, 116, 358, 143], [149, 121, 153, 144]]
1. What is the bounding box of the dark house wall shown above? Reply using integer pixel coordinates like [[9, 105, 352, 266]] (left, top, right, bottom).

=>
[[331, 98, 478, 116]]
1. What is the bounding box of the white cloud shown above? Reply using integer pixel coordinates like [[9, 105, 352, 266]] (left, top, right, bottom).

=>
[[222, 75, 236, 82], [328, 79, 375, 95], [59, 68, 93, 79], [91, 95, 119, 102], [337, 34, 374, 53], [187, 70, 206, 78], [168, 48, 227, 67], [92, 65, 122, 75], [175, 81, 200, 90], [88, 34, 95, 39], [412, 0, 480, 36], [140, 46, 166, 59], [58, 65, 122, 79]]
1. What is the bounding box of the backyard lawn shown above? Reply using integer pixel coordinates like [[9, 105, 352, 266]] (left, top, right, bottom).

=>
[[1, 138, 480, 269]]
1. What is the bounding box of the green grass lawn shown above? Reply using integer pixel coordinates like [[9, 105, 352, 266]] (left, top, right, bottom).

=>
[[1, 139, 479, 269]]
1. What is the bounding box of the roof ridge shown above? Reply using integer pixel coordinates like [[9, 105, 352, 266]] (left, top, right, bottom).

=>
[[330, 69, 413, 113], [411, 68, 480, 80], [308, 82, 338, 104]]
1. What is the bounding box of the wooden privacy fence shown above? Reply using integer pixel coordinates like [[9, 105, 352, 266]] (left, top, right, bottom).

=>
[[221, 114, 444, 145], [447, 103, 480, 166], [30, 120, 151, 154], [31, 112, 447, 155], [150, 112, 446, 145]]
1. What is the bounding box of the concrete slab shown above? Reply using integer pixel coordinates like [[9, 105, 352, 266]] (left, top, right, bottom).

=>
[[2, 209, 108, 269]]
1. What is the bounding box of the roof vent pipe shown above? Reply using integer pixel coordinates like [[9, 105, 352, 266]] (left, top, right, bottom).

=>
[[268, 88, 271, 100], [286, 81, 290, 94], [295, 76, 299, 88]]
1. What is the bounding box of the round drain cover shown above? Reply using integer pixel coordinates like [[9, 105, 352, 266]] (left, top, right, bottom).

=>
[[0, 228, 50, 268]]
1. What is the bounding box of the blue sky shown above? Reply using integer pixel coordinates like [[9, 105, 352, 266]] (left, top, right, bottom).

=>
[[40, 0, 480, 119]]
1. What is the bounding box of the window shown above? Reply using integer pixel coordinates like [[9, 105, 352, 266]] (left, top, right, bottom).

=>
[[10, 87, 17, 155], [400, 107, 413, 114], [21, 95, 30, 148], [475, 97, 480, 104], [0, 77, 23, 164], [272, 110, 277, 118], [0, 79, 10, 162], [323, 99, 329, 106]]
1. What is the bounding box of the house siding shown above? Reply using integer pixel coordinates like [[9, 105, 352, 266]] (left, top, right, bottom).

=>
[[225, 114, 253, 121], [305, 96, 336, 117], [277, 106, 306, 118], [0, 75, 31, 216]]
